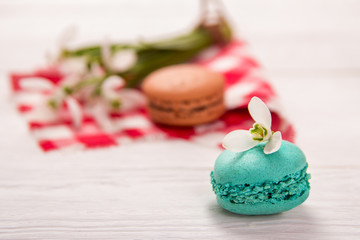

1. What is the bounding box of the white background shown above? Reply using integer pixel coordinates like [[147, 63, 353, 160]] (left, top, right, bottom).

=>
[[0, 0, 359, 239]]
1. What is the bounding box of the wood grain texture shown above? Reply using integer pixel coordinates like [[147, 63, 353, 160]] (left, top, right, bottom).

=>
[[0, 0, 359, 239]]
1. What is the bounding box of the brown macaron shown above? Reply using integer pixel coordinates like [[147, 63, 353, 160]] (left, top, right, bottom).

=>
[[142, 64, 225, 126]]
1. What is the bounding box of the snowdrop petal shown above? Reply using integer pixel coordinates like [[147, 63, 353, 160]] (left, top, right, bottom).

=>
[[101, 38, 112, 68], [110, 49, 137, 72], [101, 38, 137, 73], [65, 97, 83, 129], [91, 102, 114, 132], [59, 57, 88, 76], [57, 25, 77, 49], [102, 75, 126, 99], [45, 50, 57, 65], [90, 63, 105, 77], [222, 130, 258, 152], [264, 131, 282, 154], [60, 75, 82, 87], [19, 77, 54, 91], [117, 89, 146, 111], [248, 96, 272, 129]]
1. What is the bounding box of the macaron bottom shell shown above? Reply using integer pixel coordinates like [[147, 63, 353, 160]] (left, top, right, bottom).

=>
[[216, 189, 309, 215]]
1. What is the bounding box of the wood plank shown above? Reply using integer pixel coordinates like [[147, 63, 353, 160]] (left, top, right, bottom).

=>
[[0, 0, 359, 239]]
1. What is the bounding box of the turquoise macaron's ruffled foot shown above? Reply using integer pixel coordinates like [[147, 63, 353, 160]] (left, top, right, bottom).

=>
[[211, 165, 311, 215], [216, 189, 310, 215]]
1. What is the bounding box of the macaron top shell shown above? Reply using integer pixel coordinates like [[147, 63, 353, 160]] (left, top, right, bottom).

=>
[[213, 141, 307, 185], [142, 64, 224, 101]]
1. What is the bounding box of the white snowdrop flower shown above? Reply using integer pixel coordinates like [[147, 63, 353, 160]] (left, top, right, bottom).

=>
[[110, 49, 137, 72], [101, 38, 137, 73], [101, 75, 126, 100], [222, 96, 282, 154]]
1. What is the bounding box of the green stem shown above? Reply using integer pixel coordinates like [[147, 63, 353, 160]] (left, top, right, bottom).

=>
[[57, 9, 233, 103]]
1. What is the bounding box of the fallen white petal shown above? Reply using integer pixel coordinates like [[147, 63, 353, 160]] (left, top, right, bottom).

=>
[[102, 75, 126, 99], [110, 49, 137, 72], [222, 130, 258, 152], [65, 97, 83, 129], [264, 131, 282, 154], [19, 77, 54, 91], [248, 96, 272, 130]]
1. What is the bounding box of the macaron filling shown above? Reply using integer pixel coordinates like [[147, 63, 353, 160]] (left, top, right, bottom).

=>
[[211, 164, 310, 205], [149, 97, 223, 115]]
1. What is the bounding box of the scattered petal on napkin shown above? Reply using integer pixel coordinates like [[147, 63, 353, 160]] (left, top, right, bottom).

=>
[[10, 40, 295, 152]]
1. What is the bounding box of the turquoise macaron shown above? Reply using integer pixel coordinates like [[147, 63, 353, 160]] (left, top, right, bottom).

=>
[[211, 140, 310, 215]]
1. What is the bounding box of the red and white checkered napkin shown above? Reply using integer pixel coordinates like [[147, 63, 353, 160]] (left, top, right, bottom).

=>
[[10, 40, 295, 152]]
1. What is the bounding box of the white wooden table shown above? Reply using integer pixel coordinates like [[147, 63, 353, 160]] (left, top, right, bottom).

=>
[[0, 0, 359, 239]]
